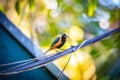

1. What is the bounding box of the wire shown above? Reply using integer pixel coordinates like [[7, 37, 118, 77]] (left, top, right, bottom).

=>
[[57, 40, 87, 80], [0, 28, 120, 75], [0, 59, 35, 74], [76, 40, 88, 50], [0, 54, 54, 75], [57, 54, 72, 80], [0, 57, 38, 67], [0, 54, 54, 67]]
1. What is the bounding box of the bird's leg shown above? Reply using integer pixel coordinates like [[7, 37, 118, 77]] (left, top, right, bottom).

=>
[[57, 46, 75, 52], [59, 49, 65, 50], [55, 48, 65, 52], [57, 48, 67, 52], [55, 49, 60, 53], [70, 45, 75, 47]]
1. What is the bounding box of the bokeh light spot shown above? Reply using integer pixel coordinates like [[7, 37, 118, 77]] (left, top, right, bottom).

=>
[[99, 19, 109, 29]]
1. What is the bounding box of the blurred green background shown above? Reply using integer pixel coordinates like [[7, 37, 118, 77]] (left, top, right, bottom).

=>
[[0, 0, 120, 80]]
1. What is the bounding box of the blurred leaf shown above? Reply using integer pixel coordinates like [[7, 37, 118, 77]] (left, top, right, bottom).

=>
[[15, 0, 21, 14], [90, 48, 100, 58], [88, 0, 97, 16], [57, 0, 63, 7], [57, 0, 65, 9], [0, 6, 5, 13], [100, 76, 110, 80], [48, 22, 59, 35], [47, 9, 52, 18], [29, 0, 35, 11], [101, 39, 113, 50]]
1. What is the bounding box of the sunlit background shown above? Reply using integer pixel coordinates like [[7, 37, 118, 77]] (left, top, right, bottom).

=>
[[0, 0, 120, 80]]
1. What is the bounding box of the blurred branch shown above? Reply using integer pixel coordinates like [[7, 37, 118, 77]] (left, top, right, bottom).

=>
[[0, 27, 120, 76]]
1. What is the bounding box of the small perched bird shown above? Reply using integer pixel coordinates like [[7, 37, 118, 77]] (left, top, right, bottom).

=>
[[44, 33, 68, 54]]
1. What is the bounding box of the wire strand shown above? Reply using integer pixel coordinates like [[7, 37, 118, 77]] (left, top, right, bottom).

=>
[[0, 54, 54, 67], [0, 59, 35, 73], [0, 57, 38, 67], [57, 40, 87, 80], [57, 54, 72, 80], [0, 54, 54, 74], [76, 40, 88, 50]]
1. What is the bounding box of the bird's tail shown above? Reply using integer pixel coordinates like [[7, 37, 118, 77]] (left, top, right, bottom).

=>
[[44, 49, 50, 54]]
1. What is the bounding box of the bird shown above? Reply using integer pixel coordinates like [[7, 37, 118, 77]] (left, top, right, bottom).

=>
[[44, 33, 68, 54]]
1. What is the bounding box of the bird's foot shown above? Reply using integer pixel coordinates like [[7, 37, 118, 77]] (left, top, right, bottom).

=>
[[55, 49, 60, 53], [70, 45, 75, 47]]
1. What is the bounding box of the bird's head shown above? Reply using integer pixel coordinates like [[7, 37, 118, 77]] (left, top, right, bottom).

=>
[[62, 33, 68, 39]]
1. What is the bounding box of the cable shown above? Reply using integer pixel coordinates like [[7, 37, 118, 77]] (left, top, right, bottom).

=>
[[57, 54, 72, 80], [0, 28, 119, 75], [0, 57, 38, 67], [0, 54, 53, 67]]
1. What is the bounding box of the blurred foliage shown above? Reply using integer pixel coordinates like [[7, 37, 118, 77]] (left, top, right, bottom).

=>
[[88, 0, 98, 16], [100, 76, 110, 80], [29, 0, 35, 11], [15, 0, 20, 14], [0, 0, 120, 80]]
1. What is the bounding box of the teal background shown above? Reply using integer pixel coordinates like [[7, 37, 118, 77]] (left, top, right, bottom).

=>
[[0, 24, 56, 80]]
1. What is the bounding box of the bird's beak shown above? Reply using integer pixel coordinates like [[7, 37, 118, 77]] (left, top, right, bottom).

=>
[[66, 35, 68, 38]]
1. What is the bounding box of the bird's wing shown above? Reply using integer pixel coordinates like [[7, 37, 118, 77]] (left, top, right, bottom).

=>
[[51, 37, 60, 47]]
